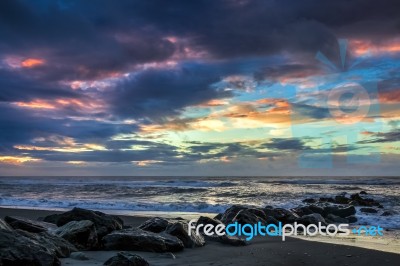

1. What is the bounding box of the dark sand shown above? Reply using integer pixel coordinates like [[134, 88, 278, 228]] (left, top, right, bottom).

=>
[[1, 207, 399, 266]]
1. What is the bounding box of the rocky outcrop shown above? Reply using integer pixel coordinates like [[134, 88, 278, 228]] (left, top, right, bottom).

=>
[[359, 207, 378, 213], [4, 216, 57, 233], [220, 205, 247, 224], [0, 229, 60, 266], [138, 217, 172, 233], [16, 230, 77, 258], [102, 228, 184, 252], [0, 219, 12, 231], [264, 207, 299, 224], [296, 213, 327, 226], [104, 252, 149, 266], [165, 221, 205, 248], [233, 209, 266, 225], [381, 210, 397, 216], [54, 220, 98, 250], [197, 216, 223, 228], [325, 214, 348, 224], [44, 208, 123, 238], [323, 205, 356, 218]]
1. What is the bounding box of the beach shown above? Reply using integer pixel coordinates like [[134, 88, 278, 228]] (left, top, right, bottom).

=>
[[1, 207, 399, 266]]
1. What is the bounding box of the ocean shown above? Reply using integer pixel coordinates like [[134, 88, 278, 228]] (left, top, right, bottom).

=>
[[0, 176, 399, 229]]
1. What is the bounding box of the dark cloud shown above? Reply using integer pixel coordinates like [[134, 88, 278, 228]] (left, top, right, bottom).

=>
[[0, 69, 79, 102], [262, 138, 308, 151], [0, 104, 137, 150], [359, 130, 400, 144], [107, 63, 233, 120]]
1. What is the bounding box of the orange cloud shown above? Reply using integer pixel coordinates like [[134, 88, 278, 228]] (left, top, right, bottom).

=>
[[14, 100, 56, 109], [21, 58, 45, 68], [379, 90, 400, 103], [199, 99, 230, 107], [350, 39, 400, 56], [13, 98, 104, 112], [0, 156, 41, 165], [222, 99, 292, 125]]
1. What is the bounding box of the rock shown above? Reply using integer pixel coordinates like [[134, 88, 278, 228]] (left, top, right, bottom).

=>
[[104, 252, 149, 266], [323, 206, 356, 218], [0, 229, 60, 266], [302, 198, 317, 204], [220, 205, 247, 224], [196, 216, 224, 234], [319, 197, 335, 203], [0, 219, 12, 231], [70, 252, 89, 260], [197, 216, 222, 227], [4, 216, 57, 233], [54, 220, 98, 250], [165, 221, 205, 248], [214, 213, 223, 220], [16, 230, 77, 258], [246, 208, 268, 220], [308, 205, 325, 216], [334, 195, 350, 204], [326, 214, 348, 223], [233, 209, 266, 225], [291, 206, 313, 217], [381, 210, 397, 216], [264, 208, 299, 223], [360, 191, 367, 195], [264, 216, 280, 225], [102, 228, 184, 252], [297, 213, 326, 226], [360, 208, 378, 213], [138, 217, 172, 233], [203, 234, 247, 246], [349, 194, 381, 207], [44, 208, 123, 238], [347, 216, 358, 223]]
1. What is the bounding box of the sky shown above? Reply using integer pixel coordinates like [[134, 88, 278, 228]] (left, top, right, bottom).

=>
[[1, 0, 400, 176]]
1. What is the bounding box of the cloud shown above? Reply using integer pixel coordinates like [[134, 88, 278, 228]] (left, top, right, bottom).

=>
[[107, 63, 233, 120]]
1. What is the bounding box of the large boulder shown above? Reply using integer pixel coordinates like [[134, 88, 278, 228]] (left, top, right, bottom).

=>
[[233, 209, 265, 225], [349, 193, 382, 207], [138, 217, 172, 233], [104, 252, 149, 266], [296, 213, 327, 226], [308, 205, 325, 215], [220, 205, 248, 224], [16, 230, 77, 258], [0, 229, 60, 266], [381, 210, 398, 216], [360, 207, 378, 213], [264, 208, 299, 224], [103, 228, 184, 252], [0, 219, 12, 231], [5, 216, 57, 233], [325, 214, 348, 224], [323, 206, 356, 218], [44, 208, 123, 238], [197, 216, 223, 228], [165, 221, 205, 248], [291, 206, 314, 217], [54, 220, 98, 250]]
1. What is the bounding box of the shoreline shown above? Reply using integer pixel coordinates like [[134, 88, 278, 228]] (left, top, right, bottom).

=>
[[0, 207, 400, 266]]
